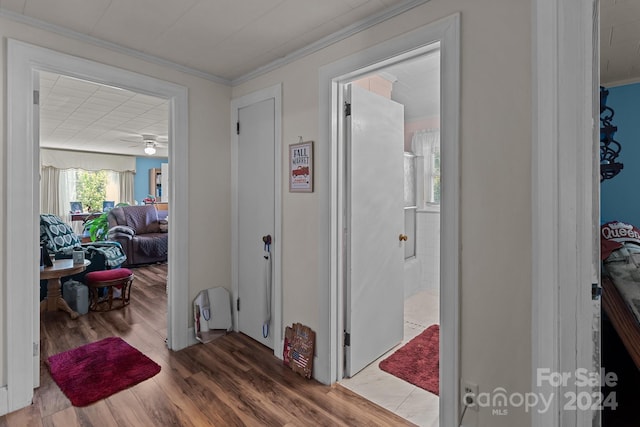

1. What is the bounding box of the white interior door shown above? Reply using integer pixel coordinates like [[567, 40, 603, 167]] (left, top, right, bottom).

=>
[[237, 98, 275, 349], [345, 84, 405, 376]]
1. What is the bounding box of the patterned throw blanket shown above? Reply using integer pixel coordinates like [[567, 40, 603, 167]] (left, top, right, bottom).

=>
[[138, 235, 168, 258], [82, 241, 127, 267]]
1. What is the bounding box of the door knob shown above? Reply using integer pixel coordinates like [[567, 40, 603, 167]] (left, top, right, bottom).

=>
[[399, 234, 408, 242]]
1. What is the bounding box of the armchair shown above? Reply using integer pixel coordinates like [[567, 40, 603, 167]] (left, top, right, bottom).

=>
[[39, 214, 126, 300], [107, 204, 168, 267]]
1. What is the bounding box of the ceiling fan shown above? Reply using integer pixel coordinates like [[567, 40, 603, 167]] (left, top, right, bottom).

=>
[[120, 134, 168, 155]]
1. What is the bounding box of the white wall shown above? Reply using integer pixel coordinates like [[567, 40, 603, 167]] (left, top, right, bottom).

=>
[[0, 16, 232, 387], [232, 1, 533, 426], [404, 210, 440, 298]]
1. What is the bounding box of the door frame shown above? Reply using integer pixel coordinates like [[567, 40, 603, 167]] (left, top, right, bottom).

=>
[[531, 0, 598, 426], [5, 39, 190, 413], [318, 14, 460, 426], [230, 84, 283, 355]]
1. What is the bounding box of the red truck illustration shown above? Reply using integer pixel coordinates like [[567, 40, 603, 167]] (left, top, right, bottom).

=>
[[292, 166, 309, 177]]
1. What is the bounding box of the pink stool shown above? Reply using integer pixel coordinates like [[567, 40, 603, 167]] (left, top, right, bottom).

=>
[[86, 268, 134, 312]]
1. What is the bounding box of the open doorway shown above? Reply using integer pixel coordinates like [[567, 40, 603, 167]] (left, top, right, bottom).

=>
[[337, 51, 441, 427], [37, 70, 171, 372], [6, 40, 189, 410]]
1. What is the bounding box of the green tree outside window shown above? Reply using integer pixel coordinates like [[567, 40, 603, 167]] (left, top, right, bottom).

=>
[[76, 170, 107, 212]]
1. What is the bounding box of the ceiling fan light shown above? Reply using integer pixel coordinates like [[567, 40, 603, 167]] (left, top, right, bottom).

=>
[[144, 141, 156, 155]]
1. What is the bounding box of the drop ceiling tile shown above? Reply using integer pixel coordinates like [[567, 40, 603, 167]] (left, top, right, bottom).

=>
[[140, 109, 169, 122], [92, 92, 135, 106], [130, 93, 165, 105], [82, 101, 118, 113], [51, 129, 77, 139]]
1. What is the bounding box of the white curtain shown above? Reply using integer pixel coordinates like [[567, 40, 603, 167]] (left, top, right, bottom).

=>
[[118, 171, 135, 205], [40, 167, 136, 234], [411, 129, 440, 207], [40, 166, 60, 216]]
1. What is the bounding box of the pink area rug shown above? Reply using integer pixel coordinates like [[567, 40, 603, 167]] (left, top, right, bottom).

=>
[[47, 337, 161, 406], [378, 324, 439, 395]]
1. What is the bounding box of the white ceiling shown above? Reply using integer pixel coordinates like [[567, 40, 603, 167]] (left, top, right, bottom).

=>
[[3, 0, 629, 155], [0, 0, 408, 82], [39, 71, 170, 156], [601, 0, 640, 86]]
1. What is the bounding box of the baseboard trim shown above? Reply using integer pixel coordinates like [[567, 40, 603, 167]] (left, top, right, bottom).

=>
[[0, 386, 9, 416], [186, 327, 199, 347]]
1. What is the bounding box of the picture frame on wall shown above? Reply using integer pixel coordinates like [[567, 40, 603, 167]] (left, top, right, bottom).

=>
[[289, 140, 314, 192]]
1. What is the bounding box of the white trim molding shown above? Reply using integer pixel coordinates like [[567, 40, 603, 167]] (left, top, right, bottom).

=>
[[0, 387, 7, 416], [532, 1, 597, 426], [318, 13, 460, 427], [230, 84, 283, 357], [5, 39, 189, 415]]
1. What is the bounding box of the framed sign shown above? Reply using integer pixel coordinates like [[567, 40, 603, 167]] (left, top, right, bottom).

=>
[[289, 140, 314, 192]]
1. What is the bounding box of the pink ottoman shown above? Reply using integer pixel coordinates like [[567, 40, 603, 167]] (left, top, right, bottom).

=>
[[86, 268, 134, 311]]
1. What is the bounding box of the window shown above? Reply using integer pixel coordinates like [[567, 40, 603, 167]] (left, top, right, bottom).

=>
[[411, 129, 441, 209], [404, 153, 417, 259], [41, 165, 134, 234]]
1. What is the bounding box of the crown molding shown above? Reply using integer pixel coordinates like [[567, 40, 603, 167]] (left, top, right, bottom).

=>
[[602, 76, 640, 88], [0, 0, 431, 88], [0, 7, 231, 85], [231, 0, 431, 86]]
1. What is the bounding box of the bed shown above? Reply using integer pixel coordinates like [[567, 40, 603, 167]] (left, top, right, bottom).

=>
[[601, 221, 640, 369]]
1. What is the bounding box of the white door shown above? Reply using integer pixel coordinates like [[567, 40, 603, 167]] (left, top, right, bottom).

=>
[[345, 84, 405, 376], [237, 98, 275, 349]]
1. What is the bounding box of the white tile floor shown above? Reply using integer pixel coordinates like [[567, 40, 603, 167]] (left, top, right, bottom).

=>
[[340, 289, 440, 427]]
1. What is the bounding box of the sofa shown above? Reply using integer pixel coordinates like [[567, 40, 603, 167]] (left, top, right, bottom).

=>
[[107, 204, 168, 267]]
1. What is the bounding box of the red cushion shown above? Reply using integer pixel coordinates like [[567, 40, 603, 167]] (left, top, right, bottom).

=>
[[86, 268, 133, 284]]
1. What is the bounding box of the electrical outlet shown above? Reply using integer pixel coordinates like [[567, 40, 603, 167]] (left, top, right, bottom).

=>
[[462, 381, 479, 411]]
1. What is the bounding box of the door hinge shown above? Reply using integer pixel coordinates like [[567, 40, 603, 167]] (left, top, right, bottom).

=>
[[344, 102, 351, 117], [236, 121, 240, 135], [33, 90, 39, 106], [237, 297, 240, 311], [344, 331, 350, 347], [592, 283, 602, 301]]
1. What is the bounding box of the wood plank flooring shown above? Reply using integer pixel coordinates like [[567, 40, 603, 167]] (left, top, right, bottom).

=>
[[1, 263, 415, 427]]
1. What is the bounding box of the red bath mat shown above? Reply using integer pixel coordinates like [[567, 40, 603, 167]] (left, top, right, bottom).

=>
[[378, 324, 439, 395]]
